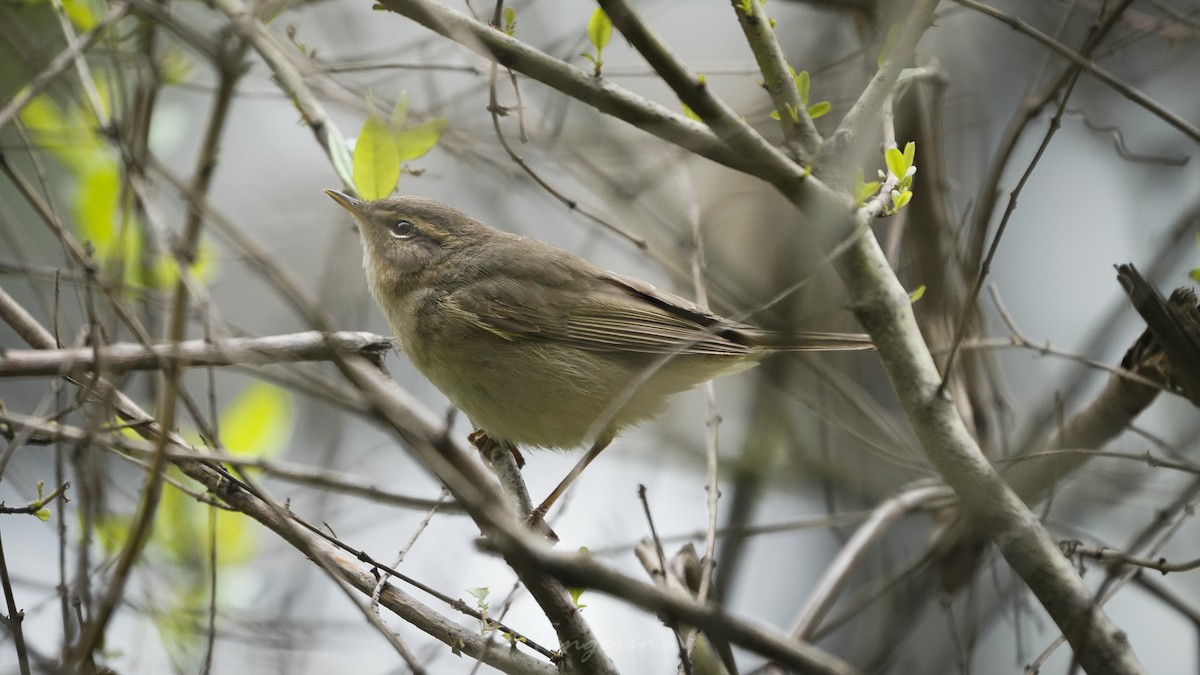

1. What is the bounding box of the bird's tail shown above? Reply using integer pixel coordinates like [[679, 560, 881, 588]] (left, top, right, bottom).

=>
[[751, 330, 875, 351]]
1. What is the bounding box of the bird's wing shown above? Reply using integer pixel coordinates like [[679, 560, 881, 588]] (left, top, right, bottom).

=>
[[601, 272, 872, 352], [445, 271, 755, 356]]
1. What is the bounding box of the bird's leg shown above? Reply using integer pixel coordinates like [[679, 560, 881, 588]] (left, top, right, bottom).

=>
[[468, 428, 525, 468], [529, 436, 612, 528], [471, 430, 557, 540]]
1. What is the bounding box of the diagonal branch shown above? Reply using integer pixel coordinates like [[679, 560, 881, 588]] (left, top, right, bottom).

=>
[[0, 287, 560, 674], [597, 0, 813, 198], [377, 0, 752, 175], [729, 0, 822, 156]]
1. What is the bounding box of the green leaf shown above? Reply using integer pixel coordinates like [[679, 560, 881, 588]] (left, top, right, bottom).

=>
[[94, 512, 134, 555], [903, 140, 916, 167], [503, 6, 517, 34], [908, 284, 926, 303], [885, 146, 908, 180], [587, 8, 612, 50], [567, 546, 590, 607], [35, 509, 51, 521], [1190, 269, 1200, 283], [353, 116, 401, 201], [466, 587, 490, 608], [74, 164, 127, 257], [393, 117, 446, 163], [219, 382, 293, 457], [795, 69, 810, 106], [806, 101, 831, 119], [148, 240, 217, 289], [853, 167, 880, 207], [568, 586, 587, 609], [772, 104, 799, 123], [157, 479, 199, 563], [147, 382, 294, 568], [20, 93, 105, 172], [61, 0, 96, 30], [681, 102, 702, 122], [158, 46, 194, 86]]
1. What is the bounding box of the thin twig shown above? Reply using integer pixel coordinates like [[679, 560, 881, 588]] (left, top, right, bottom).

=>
[[0, 2, 129, 133], [951, 0, 1200, 144], [0, 531, 32, 675], [789, 484, 951, 640]]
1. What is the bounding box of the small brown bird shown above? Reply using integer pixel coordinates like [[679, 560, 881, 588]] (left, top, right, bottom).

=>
[[326, 190, 872, 523]]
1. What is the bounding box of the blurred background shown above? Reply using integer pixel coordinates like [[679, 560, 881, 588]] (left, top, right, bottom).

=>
[[2, 0, 1200, 672]]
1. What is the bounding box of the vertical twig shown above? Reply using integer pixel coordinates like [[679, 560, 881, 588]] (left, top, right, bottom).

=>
[[0, 531, 33, 675]]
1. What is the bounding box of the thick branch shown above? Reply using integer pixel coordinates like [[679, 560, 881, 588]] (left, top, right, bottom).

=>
[[0, 331, 392, 377], [481, 534, 860, 675], [835, 225, 1144, 674]]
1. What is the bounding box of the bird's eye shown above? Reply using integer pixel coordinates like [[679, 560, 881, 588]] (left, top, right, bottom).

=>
[[388, 220, 417, 239]]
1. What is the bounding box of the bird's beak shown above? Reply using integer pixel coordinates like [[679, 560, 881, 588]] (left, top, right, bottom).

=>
[[324, 189, 367, 215]]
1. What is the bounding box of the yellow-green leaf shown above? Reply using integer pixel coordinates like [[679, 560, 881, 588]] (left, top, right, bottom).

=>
[[466, 587, 490, 606], [909, 284, 926, 303], [587, 8, 612, 50], [806, 101, 831, 119], [61, 0, 96, 30], [503, 6, 517, 34], [213, 502, 255, 565], [854, 167, 881, 207], [20, 94, 103, 171], [74, 164, 143, 271], [795, 69, 810, 106], [157, 475, 258, 567], [393, 117, 446, 163], [157, 478, 199, 563], [158, 46, 194, 86], [93, 512, 134, 555], [148, 240, 217, 289], [885, 146, 907, 180], [219, 382, 293, 457], [353, 116, 400, 201]]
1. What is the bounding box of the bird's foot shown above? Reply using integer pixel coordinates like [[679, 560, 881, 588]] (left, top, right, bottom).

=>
[[468, 429, 525, 468]]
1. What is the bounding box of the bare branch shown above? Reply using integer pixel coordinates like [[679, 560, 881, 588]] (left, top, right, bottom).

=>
[[0, 331, 393, 377]]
